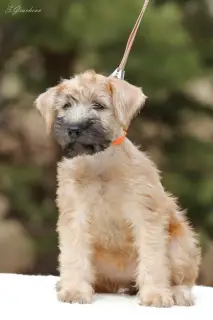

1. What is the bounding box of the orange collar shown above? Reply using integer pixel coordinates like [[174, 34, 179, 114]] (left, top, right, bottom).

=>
[[112, 130, 127, 145]]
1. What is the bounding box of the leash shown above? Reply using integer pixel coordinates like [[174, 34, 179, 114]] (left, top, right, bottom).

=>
[[111, 0, 150, 80], [111, 0, 150, 145]]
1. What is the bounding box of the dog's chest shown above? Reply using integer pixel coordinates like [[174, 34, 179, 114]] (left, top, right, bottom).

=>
[[78, 169, 127, 214], [74, 165, 133, 245]]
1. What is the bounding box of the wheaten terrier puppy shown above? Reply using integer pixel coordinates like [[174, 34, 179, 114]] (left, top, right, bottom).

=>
[[35, 70, 201, 307]]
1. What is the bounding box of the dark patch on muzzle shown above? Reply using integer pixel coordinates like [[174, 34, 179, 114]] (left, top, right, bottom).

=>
[[63, 142, 110, 158], [53, 116, 111, 158]]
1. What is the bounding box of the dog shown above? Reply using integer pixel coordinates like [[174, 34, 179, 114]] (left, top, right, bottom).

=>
[[35, 70, 201, 307]]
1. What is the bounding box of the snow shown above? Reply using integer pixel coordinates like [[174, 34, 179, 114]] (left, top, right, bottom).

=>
[[1, 273, 213, 320]]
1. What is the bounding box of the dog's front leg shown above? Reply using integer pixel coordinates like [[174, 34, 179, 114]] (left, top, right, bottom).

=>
[[56, 210, 94, 304], [129, 211, 174, 307]]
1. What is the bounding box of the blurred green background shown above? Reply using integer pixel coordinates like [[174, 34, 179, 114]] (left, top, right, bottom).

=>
[[0, 0, 213, 285]]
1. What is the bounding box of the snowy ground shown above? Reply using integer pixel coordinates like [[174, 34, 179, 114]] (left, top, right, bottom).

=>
[[1, 273, 213, 320]]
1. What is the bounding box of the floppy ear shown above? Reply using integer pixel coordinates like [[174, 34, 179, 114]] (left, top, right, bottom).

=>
[[109, 78, 147, 129], [34, 87, 56, 134]]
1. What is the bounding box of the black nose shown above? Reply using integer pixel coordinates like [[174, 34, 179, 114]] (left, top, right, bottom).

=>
[[68, 126, 82, 138]]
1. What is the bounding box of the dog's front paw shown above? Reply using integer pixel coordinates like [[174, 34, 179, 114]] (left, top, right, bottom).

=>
[[57, 281, 93, 304], [139, 287, 174, 307], [172, 285, 194, 306]]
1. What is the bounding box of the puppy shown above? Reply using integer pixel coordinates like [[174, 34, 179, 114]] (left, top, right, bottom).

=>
[[35, 70, 201, 307]]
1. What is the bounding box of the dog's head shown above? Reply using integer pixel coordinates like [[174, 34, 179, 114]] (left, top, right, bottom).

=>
[[35, 70, 147, 157]]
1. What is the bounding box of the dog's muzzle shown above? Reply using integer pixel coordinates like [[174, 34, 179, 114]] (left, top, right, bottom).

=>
[[53, 117, 111, 158]]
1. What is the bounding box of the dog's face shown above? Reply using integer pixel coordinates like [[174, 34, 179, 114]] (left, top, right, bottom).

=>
[[35, 70, 146, 157]]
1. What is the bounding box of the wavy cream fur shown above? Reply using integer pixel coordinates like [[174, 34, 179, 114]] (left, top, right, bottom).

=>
[[35, 70, 201, 307]]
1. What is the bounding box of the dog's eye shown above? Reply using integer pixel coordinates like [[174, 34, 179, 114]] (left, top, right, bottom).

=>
[[93, 103, 106, 111], [62, 103, 70, 110]]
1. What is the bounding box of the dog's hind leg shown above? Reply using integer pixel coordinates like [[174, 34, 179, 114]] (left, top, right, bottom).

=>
[[169, 210, 201, 306]]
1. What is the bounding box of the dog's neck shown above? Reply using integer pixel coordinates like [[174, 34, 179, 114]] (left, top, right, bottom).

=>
[[99, 139, 133, 161], [61, 138, 138, 178], [88, 139, 134, 163], [87, 138, 137, 175]]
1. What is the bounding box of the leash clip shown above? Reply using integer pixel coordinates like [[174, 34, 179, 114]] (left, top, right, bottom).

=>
[[110, 68, 125, 80]]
